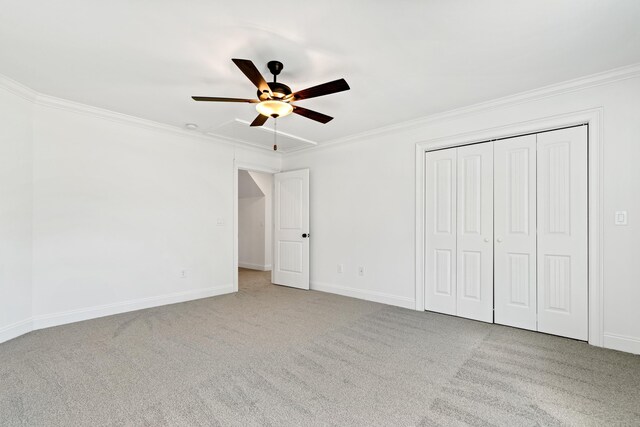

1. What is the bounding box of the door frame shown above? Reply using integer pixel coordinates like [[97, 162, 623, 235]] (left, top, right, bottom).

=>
[[233, 161, 281, 293], [414, 108, 604, 347]]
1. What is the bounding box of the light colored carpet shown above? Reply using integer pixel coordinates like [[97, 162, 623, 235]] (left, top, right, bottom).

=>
[[1, 269, 639, 426]]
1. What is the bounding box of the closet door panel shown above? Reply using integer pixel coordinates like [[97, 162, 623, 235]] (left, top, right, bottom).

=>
[[537, 126, 588, 340], [456, 143, 493, 322], [494, 135, 537, 330], [425, 149, 457, 315]]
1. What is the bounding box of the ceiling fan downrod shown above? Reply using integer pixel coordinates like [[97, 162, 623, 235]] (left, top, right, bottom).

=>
[[267, 60, 283, 83]]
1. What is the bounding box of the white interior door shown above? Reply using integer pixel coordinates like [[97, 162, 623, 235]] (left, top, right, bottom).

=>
[[494, 135, 538, 330], [272, 169, 309, 290], [537, 126, 588, 340], [456, 143, 494, 322], [425, 149, 457, 315]]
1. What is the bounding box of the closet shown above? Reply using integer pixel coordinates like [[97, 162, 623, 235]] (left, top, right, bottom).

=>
[[425, 126, 588, 341]]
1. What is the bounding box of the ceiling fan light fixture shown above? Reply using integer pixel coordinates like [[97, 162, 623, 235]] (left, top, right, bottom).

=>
[[256, 100, 293, 118], [192, 59, 349, 127]]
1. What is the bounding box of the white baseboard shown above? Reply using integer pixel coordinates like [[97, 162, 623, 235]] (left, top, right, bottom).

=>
[[0, 318, 33, 344], [0, 284, 233, 344], [310, 281, 415, 309], [238, 262, 271, 271], [603, 333, 640, 355], [33, 284, 234, 330]]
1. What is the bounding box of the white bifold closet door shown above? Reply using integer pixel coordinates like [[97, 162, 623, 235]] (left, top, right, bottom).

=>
[[536, 126, 588, 340], [425, 143, 494, 322], [456, 143, 494, 322], [494, 134, 538, 330], [425, 149, 457, 316], [494, 126, 588, 340], [427, 126, 588, 339]]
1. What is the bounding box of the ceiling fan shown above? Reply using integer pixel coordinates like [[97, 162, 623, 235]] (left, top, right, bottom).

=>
[[192, 58, 350, 127]]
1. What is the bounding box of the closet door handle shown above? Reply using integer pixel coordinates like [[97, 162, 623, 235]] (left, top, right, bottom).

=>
[[496, 237, 503, 243], [484, 238, 490, 243]]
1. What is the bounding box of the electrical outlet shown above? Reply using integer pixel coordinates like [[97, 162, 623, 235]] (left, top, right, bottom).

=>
[[337, 264, 344, 273], [180, 269, 187, 279], [358, 266, 364, 276]]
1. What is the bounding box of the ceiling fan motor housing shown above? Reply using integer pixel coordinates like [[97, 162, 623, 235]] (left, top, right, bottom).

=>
[[258, 82, 292, 101]]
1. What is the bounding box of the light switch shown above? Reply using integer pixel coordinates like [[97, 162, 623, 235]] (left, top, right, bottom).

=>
[[615, 211, 628, 225]]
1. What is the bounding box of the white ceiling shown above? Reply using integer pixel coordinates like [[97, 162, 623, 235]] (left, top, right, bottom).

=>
[[1, 0, 639, 150]]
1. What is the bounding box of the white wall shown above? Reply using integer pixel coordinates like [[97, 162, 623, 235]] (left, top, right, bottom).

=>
[[239, 196, 266, 269], [250, 171, 273, 269], [0, 75, 281, 342], [283, 70, 640, 354], [0, 86, 34, 342], [29, 104, 280, 327], [238, 171, 273, 271]]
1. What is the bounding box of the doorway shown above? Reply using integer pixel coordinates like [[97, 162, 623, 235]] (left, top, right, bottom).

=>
[[270, 168, 310, 290], [237, 169, 273, 291], [233, 164, 311, 293]]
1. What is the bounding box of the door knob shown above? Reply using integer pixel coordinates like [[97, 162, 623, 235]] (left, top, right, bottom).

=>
[[484, 238, 490, 243], [497, 237, 503, 243]]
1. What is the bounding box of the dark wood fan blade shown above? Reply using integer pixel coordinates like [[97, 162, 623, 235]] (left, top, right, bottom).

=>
[[292, 106, 333, 124], [231, 58, 273, 97], [290, 78, 350, 101], [192, 96, 258, 103], [250, 114, 269, 127]]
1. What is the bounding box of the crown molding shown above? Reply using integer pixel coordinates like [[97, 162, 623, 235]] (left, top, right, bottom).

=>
[[4, 62, 640, 158], [0, 73, 281, 157], [285, 62, 640, 157], [35, 92, 227, 144], [34, 93, 282, 155], [0, 74, 38, 102]]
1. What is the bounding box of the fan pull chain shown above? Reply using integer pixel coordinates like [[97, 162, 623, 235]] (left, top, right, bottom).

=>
[[273, 118, 278, 151]]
